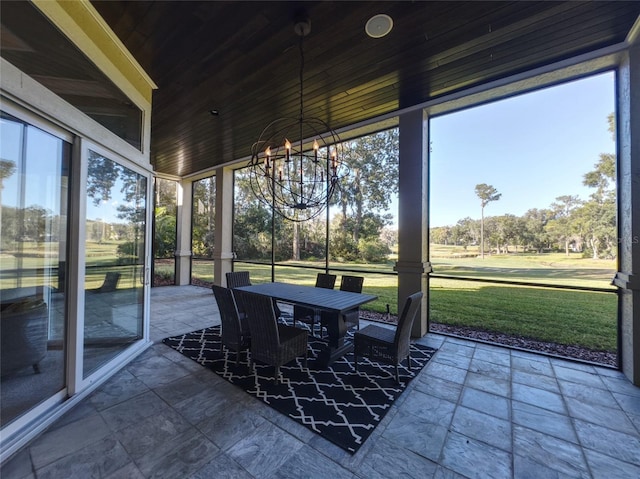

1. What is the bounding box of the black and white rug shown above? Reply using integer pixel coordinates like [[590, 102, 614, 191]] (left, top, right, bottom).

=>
[[162, 324, 435, 453]]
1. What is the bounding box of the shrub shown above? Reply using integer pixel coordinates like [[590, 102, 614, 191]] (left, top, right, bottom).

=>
[[358, 238, 390, 263]]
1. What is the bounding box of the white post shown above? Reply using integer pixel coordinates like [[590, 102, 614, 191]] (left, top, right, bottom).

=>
[[214, 166, 235, 286]]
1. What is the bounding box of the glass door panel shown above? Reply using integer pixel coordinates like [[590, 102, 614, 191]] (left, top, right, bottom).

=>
[[83, 150, 146, 377], [0, 112, 70, 428]]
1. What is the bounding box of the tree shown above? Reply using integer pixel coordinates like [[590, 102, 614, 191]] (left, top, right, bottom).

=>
[[154, 179, 178, 260], [522, 208, 550, 253], [576, 113, 617, 259], [190, 176, 216, 258], [430, 226, 451, 245], [0, 159, 17, 242], [379, 226, 398, 251], [492, 214, 521, 254], [232, 168, 273, 260], [331, 129, 399, 259], [86, 151, 119, 207], [474, 183, 501, 258], [0, 159, 16, 199], [546, 195, 582, 255], [452, 217, 480, 248]]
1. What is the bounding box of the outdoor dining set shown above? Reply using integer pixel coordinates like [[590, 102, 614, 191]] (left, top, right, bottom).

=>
[[212, 271, 423, 384]]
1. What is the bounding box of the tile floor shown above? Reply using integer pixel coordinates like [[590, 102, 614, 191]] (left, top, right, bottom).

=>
[[2, 285, 640, 478]]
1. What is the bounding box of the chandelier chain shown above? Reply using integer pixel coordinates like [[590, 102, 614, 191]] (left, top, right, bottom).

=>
[[299, 33, 304, 122]]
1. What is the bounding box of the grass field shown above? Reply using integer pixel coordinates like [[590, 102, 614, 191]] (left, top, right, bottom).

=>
[[3, 241, 618, 353], [429, 277, 616, 351], [227, 250, 617, 352]]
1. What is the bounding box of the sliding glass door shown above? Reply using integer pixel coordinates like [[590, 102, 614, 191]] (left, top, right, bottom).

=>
[[0, 112, 70, 428], [83, 150, 147, 377]]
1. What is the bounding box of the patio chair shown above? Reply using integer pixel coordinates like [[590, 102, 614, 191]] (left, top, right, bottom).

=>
[[293, 273, 336, 336], [319, 275, 364, 335], [212, 285, 250, 364], [339, 275, 364, 330], [226, 270, 282, 320], [225, 271, 251, 289], [353, 291, 423, 383], [224, 271, 251, 318], [235, 290, 308, 384]]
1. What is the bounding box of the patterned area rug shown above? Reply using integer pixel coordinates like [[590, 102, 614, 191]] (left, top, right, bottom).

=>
[[163, 324, 435, 453]]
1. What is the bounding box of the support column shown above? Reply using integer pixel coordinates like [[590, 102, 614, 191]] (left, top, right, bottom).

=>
[[174, 180, 192, 285], [616, 45, 640, 385], [214, 166, 234, 286], [395, 109, 431, 337]]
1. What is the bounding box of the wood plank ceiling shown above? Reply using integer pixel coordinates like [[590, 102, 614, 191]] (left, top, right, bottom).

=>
[[16, 2, 640, 177]]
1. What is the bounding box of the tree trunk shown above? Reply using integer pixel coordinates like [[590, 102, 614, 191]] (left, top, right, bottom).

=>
[[590, 237, 600, 259], [292, 222, 300, 260], [353, 169, 362, 246], [565, 239, 570, 256], [480, 207, 485, 259]]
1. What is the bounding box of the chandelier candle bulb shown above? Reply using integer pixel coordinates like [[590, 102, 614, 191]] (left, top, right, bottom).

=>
[[285, 139, 291, 161], [264, 147, 271, 175], [313, 139, 319, 162]]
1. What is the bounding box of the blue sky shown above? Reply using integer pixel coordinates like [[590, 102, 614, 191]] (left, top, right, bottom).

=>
[[426, 71, 616, 227]]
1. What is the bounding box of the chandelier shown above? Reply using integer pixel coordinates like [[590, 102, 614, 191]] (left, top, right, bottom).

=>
[[248, 16, 348, 222]]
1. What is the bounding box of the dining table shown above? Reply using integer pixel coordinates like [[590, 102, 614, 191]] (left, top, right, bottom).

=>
[[235, 282, 377, 366]]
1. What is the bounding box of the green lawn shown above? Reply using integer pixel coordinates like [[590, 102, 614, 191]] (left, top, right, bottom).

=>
[[430, 246, 616, 289], [233, 253, 617, 353], [429, 277, 616, 351], [3, 241, 618, 353]]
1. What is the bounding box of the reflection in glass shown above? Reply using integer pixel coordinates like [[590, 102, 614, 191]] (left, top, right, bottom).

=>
[[0, 112, 69, 428], [0, 2, 144, 150], [153, 178, 177, 286], [84, 150, 146, 377]]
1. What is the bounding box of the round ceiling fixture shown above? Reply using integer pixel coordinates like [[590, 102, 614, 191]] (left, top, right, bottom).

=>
[[365, 14, 393, 38]]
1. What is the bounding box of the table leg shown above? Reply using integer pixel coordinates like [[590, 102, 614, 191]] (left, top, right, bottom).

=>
[[316, 311, 354, 366]]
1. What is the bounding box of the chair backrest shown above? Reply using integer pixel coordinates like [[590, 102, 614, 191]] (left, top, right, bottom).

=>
[[393, 291, 423, 352], [226, 271, 251, 289], [234, 290, 280, 350], [315, 273, 336, 289], [340, 275, 364, 293], [212, 285, 243, 342]]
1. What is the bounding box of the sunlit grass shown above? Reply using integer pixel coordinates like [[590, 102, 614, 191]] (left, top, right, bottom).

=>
[[3, 241, 618, 352], [234, 258, 617, 352], [430, 277, 617, 351], [430, 248, 615, 289]]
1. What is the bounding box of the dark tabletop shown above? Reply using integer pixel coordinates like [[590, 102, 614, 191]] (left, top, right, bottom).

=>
[[236, 282, 377, 313]]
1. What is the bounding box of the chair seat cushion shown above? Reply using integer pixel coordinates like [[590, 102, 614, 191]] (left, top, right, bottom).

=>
[[354, 324, 395, 345]]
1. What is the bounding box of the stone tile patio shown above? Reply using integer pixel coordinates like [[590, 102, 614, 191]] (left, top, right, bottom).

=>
[[2, 285, 639, 478]]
